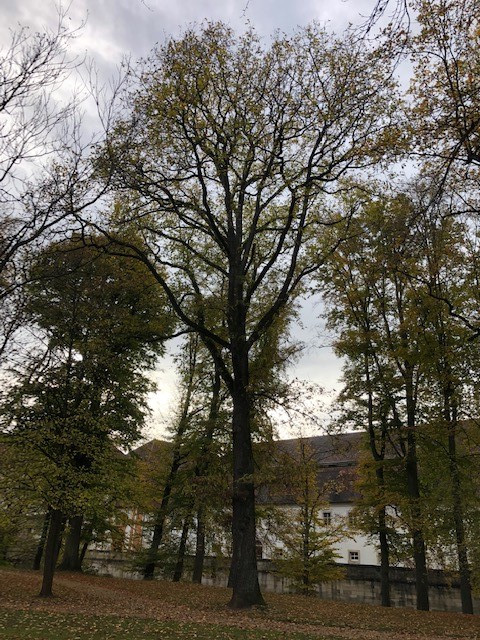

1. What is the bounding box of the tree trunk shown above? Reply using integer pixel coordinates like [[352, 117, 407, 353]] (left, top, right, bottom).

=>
[[365, 352, 391, 608], [448, 427, 473, 614], [192, 367, 221, 585], [144, 336, 198, 579], [378, 504, 391, 607], [79, 542, 89, 568], [58, 514, 83, 571], [228, 372, 264, 608], [33, 509, 51, 571], [192, 506, 206, 584], [143, 446, 184, 579], [39, 509, 63, 597], [405, 427, 429, 611], [172, 518, 190, 582]]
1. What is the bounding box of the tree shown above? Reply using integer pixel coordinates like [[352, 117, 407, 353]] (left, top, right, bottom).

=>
[[320, 187, 433, 610], [92, 22, 398, 607], [0, 13, 115, 365], [410, 0, 480, 175], [406, 191, 478, 613], [1, 234, 172, 596], [272, 438, 345, 595], [143, 333, 205, 580], [321, 180, 480, 612]]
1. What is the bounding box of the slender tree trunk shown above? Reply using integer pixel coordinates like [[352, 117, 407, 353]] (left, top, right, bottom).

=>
[[378, 502, 391, 607], [144, 336, 198, 580], [33, 509, 51, 571], [364, 351, 391, 607], [302, 514, 310, 592], [77, 522, 93, 570], [144, 449, 181, 579], [79, 542, 89, 569], [193, 506, 206, 584], [429, 251, 473, 613], [39, 509, 63, 597], [192, 367, 221, 585], [405, 426, 429, 611], [446, 409, 473, 614], [172, 518, 190, 582], [58, 514, 83, 571]]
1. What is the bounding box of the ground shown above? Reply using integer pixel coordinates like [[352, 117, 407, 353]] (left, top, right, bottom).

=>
[[0, 569, 479, 639]]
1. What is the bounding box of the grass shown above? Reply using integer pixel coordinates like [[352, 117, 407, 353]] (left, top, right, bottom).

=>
[[0, 569, 479, 640], [0, 609, 343, 640]]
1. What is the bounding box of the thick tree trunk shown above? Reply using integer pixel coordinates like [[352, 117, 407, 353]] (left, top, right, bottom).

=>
[[39, 508, 63, 597], [33, 509, 51, 571], [172, 518, 190, 582], [192, 506, 206, 584], [58, 514, 83, 571], [228, 375, 264, 608]]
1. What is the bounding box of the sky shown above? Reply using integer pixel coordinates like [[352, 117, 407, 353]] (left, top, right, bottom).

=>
[[0, 0, 379, 439]]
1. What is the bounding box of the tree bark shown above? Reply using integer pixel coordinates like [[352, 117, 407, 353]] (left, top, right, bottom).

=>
[[172, 518, 190, 582], [405, 426, 429, 611], [58, 514, 84, 571], [192, 507, 206, 584], [449, 433, 473, 614], [39, 508, 63, 597], [33, 508, 51, 571], [378, 502, 391, 607], [365, 351, 391, 608], [228, 370, 264, 608], [192, 367, 221, 585], [445, 406, 473, 614]]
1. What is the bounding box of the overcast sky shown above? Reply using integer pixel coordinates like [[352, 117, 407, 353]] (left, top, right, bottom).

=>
[[1, 0, 380, 439]]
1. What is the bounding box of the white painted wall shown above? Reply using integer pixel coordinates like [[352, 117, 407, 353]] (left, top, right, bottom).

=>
[[258, 502, 380, 566]]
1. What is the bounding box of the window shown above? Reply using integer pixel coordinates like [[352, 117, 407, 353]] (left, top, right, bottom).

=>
[[348, 512, 357, 528], [348, 550, 360, 564], [323, 511, 332, 526]]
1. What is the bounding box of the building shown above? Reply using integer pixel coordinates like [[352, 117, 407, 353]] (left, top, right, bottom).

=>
[[123, 431, 381, 567], [255, 432, 379, 566]]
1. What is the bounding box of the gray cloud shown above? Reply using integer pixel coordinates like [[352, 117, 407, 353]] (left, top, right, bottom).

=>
[[1, 0, 376, 437]]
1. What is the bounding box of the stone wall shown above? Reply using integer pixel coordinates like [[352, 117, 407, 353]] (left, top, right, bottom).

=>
[[84, 550, 479, 613]]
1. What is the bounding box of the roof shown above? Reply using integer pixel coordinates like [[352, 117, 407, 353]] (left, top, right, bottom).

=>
[[257, 432, 365, 505], [275, 432, 364, 466], [132, 438, 172, 462], [133, 431, 366, 505]]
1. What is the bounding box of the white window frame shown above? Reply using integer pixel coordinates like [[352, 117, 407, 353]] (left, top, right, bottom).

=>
[[348, 550, 360, 564]]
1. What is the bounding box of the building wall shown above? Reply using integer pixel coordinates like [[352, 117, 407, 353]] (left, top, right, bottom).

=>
[[258, 502, 379, 566]]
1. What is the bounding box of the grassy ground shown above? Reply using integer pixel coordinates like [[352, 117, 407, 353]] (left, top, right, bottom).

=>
[[0, 569, 479, 640]]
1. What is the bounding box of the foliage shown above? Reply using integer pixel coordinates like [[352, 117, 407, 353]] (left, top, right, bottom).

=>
[[271, 439, 345, 594], [0, 234, 172, 538]]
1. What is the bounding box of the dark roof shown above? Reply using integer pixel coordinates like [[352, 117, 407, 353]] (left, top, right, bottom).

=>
[[257, 432, 365, 505], [132, 438, 172, 462], [133, 432, 366, 505], [275, 432, 364, 466]]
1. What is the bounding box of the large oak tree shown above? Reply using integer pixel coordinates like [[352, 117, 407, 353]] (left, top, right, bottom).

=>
[[95, 22, 399, 607]]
